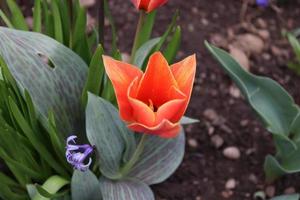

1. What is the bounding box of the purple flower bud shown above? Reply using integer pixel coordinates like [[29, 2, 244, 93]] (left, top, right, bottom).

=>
[[256, 0, 269, 7], [66, 135, 93, 172]]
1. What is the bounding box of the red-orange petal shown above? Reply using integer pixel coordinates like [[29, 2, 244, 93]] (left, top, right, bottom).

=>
[[136, 52, 178, 108], [170, 55, 197, 121], [128, 119, 181, 138], [171, 54, 197, 97], [156, 86, 186, 123], [128, 78, 156, 127], [102, 55, 143, 121], [147, 0, 168, 12]]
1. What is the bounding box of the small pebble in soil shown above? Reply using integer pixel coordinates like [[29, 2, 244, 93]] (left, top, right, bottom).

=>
[[211, 134, 224, 148], [265, 185, 276, 198], [284, 187, 296, 194], [256, 18, 267, 29], [257, 29, 270, 40], [188, 138, 198, 148], [240, 119, 249, 127], [229, 85, 241, 98], [248, 173, 258, 184], [225, 178, 236, 190], [229, 46, 250, 71], [195, 196, 202, 200], [221, 190, 233, 199], [223, 146, 241, 160], [203, 108, 218, 122]]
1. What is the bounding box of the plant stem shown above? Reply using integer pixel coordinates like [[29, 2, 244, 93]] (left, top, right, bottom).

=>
[[98, 0, 105, 48], [130, 11, 146, 63], [121, 134, 147, 176]]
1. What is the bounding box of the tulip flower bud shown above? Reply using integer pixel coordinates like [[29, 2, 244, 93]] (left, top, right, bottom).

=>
[[131, 0, 168, 13]]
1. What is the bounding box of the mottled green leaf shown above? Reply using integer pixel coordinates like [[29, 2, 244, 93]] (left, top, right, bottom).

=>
[[71, 170, 102, 200], [99, 177, 154, 200], [0, 27, 87, 136], [86, 93, 136, 179], [128, 129, 185, 185]]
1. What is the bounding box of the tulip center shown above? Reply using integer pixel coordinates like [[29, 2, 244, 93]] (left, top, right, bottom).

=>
[[148, 99, 158, 112]]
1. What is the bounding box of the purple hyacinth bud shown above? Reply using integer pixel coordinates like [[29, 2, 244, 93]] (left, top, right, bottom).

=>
[[66, 135, 93, 172], [256, 0, 269, 7]]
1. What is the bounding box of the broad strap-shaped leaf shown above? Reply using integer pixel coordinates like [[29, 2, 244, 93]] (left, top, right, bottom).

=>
[[0, 27, 87, 136], [86, 93, 136, 179], [271, 194, 300, 200], [71, 170, 102, 200], [264, 143, 300, 182], [205, 42, 299, 137], [99, 177, 154, 200], [128, 128, 185, 185]]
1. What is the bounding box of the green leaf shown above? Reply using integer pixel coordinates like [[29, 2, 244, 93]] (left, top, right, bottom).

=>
[[57, 0, 71, 46], [0, 27, 87, 136], [163, 26, 181, 63], [33, 175, 69, 200], [86, 93, 136, 179], [133, 37, 160, 68], [73, 6, 91, 63], [6, 0, 28, 30], [180, 116, 199, 125], [271, 194, 300, 200], [287, 33, 300, 62], [0, 9, 14, 28], [7, 97, 68, 177], [104, 0, 118, 54], [99, 177, 154, 200], [51, 0, 64, 43], [128, 129, 185, 185], [71, 170, 102, 200], [205, 42, 300, 181], [205, 42, 299, 137], [82, 45, 105, 106], [42, 0, 54, 37], [33, 0, 42, 32], [154, 10, 179, 52]]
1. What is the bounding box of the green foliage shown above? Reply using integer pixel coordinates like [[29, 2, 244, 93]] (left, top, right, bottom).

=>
[[0, 60, 71, 199], [206, 42, 300, 181], [0, 0, 95, 63], [271, 194, 300, 200], [73, 93, 186, 199], [287, 32, 300, 75]]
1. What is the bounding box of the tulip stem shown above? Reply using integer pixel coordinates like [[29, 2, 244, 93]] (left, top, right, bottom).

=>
[[130, 11, 147, 64], [121, 134, 148, 176]]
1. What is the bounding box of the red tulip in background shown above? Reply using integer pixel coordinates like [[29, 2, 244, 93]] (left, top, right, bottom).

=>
[[131, 0, 168, 13], [103, 52, 196, 138]]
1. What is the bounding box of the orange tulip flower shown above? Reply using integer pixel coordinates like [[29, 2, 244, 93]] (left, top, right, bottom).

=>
[[131, 0, 168, 13], [103, 52, 196, 138]]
